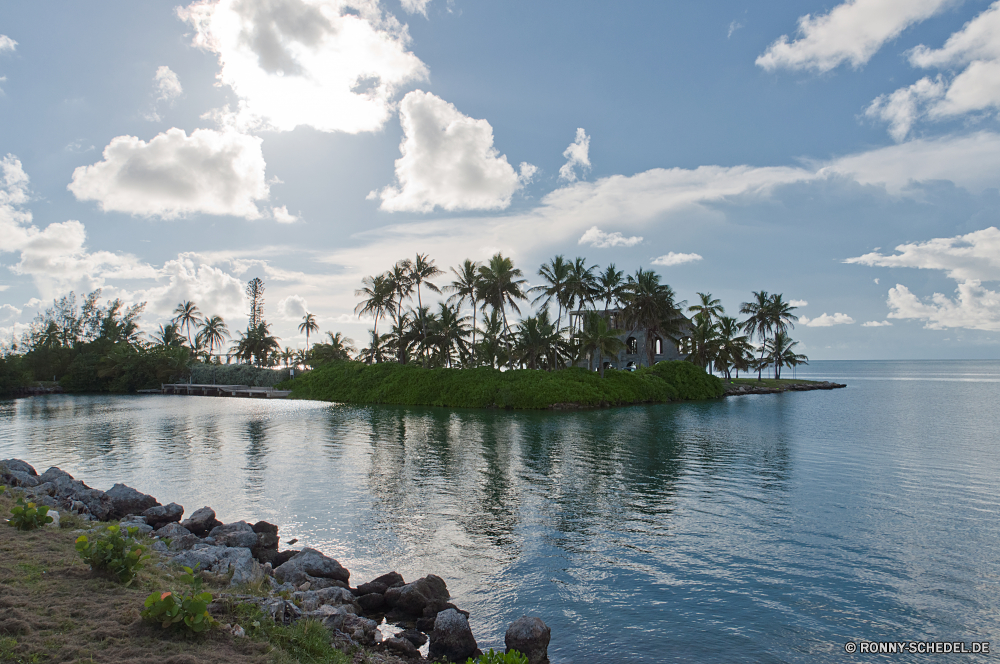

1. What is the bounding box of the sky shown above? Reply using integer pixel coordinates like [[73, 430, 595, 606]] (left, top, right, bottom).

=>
[[2, 0, 1000, 360]]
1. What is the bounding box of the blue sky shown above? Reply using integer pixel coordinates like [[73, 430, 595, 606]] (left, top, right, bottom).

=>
[[2, 0, 1000, 359]]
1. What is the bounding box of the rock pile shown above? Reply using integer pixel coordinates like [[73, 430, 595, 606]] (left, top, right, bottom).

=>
[[0, 458, 552, 663]]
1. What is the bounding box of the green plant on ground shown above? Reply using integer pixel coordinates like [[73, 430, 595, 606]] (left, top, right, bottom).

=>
[[74, 524, 150, 585], [141, 566, 216, 634], [230, 601, 348, 664], [8, 497, 54, 531], [467, 649, 529, 664]]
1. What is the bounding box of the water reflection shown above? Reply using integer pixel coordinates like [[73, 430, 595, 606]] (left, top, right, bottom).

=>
[[3, 368, 1000, 663]]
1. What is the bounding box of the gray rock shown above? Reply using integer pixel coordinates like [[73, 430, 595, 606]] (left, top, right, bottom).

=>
[[154, 522, 192, 539], [143, 502, 184, 529], [429, 608, 478, 662], [505, 616, 551, 664], [260, 597, 301, 625], [106, 483, 160, 519], [168, 533, 203, 551], [212, 546, 262, 587], [3, 469, 39, 487], [251, 520, 278, 535], [357, 592, 384, 612], [46, 510, 60, 527], [319, 613, 379, 645], [209, 521, 258, 549], [384, 574, 450, 617], [119, 516, 154, 536], [179, 506, 221, 536], [274, 548, 350, 589], [400, 629, 427, 647], [38, 466, 73, 483], [384, 636, 420, 658], [151, 540, 169, 553], [1, 459, 37, 476], [171, 545, 227, 571]]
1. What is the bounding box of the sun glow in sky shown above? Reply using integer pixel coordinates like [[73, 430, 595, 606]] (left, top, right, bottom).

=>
[[2, 0, 1000, 358]]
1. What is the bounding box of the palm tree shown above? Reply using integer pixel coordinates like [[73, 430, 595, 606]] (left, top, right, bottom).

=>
[[358, 330, 390, 365], [476, 309, 506, 369], [620, 268, 684, 368], [688, 292, 724, 323], [309, 331, 356, 365], [387, 260, 414, 363], [152, 322, 186, 348], [408, 254, 444, 366], [531, 255, 572, 331], [564, 257, 598, 334], [765, 331, 808, 379], [446, 259, 481, 366], [515, 311, 560, 370], [477, 253, 528, 369], [684, 313, 719, 373], [596, 263, 624, 320], [197, 315, 229, 360], [172, 301, 202, 347], [432, 302, 472, 368], [298, 312, 320, 353], [766, 293, 799, 338], [576, 311, 625, 378], [280, 346, 295, 367], [354, 275, 395, 361], [740, 290, 771, 380], [714, 316, 753, 380]]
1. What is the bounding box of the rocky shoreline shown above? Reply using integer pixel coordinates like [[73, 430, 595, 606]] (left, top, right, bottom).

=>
[[723, 380, 846, 396], [0, 458, 552, 664]]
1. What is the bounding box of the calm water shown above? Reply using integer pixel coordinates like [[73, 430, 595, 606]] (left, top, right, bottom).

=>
[[2, 360, 999, 662]]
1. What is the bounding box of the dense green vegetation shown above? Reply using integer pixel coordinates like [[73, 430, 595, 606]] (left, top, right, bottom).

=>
[[281, 360, 724, 409]]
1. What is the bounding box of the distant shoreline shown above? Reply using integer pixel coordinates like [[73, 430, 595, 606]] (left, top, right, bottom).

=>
[[722, 378, 846, 396]]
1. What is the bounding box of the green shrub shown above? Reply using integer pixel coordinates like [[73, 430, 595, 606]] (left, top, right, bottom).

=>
[[231, 601, 348, 662], [75, 525, 151, 585], [467, 649, 529, 664], [8, 497, 54, 531], [281, 359, 723, 409], [141, 566, 216, 634]]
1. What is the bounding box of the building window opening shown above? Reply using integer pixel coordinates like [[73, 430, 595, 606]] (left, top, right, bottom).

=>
[[654, 338, 663, 355], [627, 337, 638, 354]]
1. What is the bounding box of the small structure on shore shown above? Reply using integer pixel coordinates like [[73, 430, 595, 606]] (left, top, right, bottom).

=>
[[568, 308, 691, 371], [150, 384, 291, 399]]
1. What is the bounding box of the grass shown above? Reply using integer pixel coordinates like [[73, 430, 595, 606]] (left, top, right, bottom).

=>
[[726, 377, 826, 387], [0, 487, 354, 664], [281, 360, 725, 409]]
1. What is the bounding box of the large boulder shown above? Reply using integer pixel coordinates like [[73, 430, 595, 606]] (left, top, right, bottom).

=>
[[209, 521, 258, 549], [106, 483, 160, 519], [1, 459, 37, 476], [180, 506, 222, 536], [293, 586, 359, 612], [355, 571, 405, 596], [119, 515, 153, 536], [155, 522, 192, 539], [429, 609, 478, 662], [384, 637, 420, 658], [167, 533, 203, 551], [2, 469, 39, 488], [213, 547, 263, 587], [251, 521, 280, 561], [384, 574, 450, 617], [38, 466, 73, 483], [505, 616, 551, 664], [273, 548, 350, 589], [171, 545, 228, 572], [143, 503, 184, 529], [318, 612, 379, 646]]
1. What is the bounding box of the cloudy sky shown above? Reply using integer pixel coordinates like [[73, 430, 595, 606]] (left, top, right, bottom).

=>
[[2, 0, 1000, 359]]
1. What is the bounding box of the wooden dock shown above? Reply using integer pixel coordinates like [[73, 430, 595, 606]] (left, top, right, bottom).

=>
[[151, 384, 292, 399]]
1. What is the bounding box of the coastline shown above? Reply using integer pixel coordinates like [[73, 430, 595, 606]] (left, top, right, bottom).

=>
[[722, 379, 847, 396], [0, 459, 549, 664]]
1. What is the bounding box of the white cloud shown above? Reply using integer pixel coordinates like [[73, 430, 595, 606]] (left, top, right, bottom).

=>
[[68, 128, 269, 219], [728, 21, 743, 39], [845, 226, 1000, 281], [756, 0, 954, 73], [558, 128, 591, 182], [278, 295, 309, 319], [374, 90, 532, 212], [178, 0, 427, 134], [800, 312, 855, 326], [0, 303, 20, 324], [272, 205, 300, 224], [0, 35, 15, 53], [849, 227, 1000, 330], [789, 299, 808, 307], [400, 0, 432, 16], [867, 3, 1000, 138], [886, 281, 1000, 330], [154, 66, 183, 103], [864, 76, 946, 142], [862, 320, 893, 326], [133, 253, 247, 320], [651, 252, 703, 267], [579, 226, 643, 248]]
